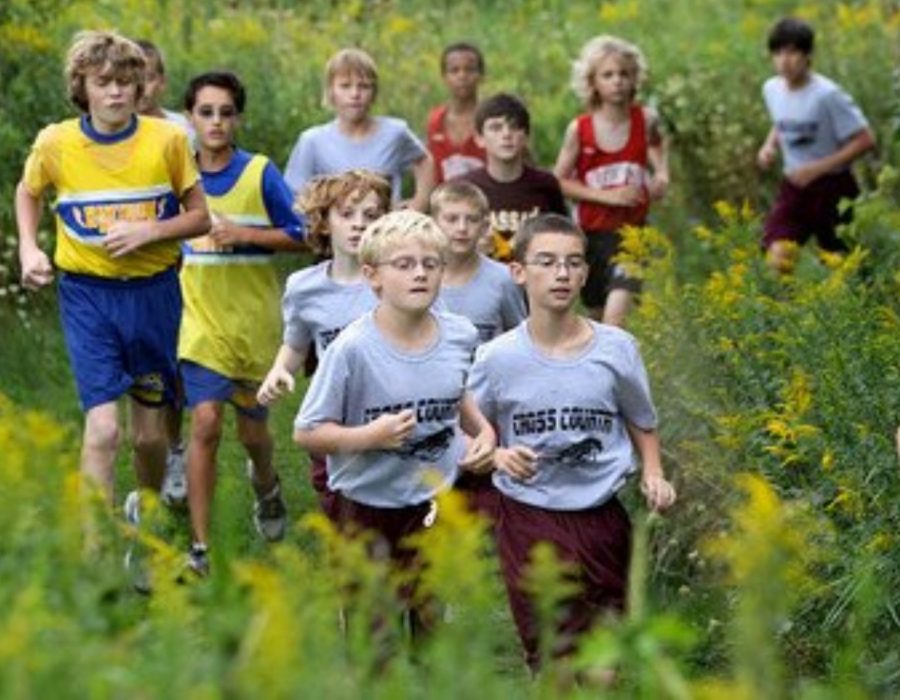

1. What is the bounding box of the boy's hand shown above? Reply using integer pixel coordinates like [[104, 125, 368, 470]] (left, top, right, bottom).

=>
[[458, 430, 496, 474], [495, 445, 538, 481], [757, 143, 778, 170], [648, 173, 669, 201], [786, 163, 822, 189], [367, 409, 416, 450], [640, 474, 677, 512], [257, 367, 295, 406], [208, 213, 244, 248], [19, 246, 54, 290], [603, 185, 645, 208], [104, 221, 157, 257]]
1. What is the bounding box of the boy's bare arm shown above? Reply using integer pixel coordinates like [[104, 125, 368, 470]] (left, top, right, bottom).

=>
[[15, 181, 54, 289], [458, 392, 496, 474], [626, 422, 676, 512], [645, 107, 670, 200], [257, 344, 307, 406], [207, 213, 304, 252], [104, 182, 212, 258], [294, 410, 416, 454], [786, 127, 875, 188], [554, 119, 644, 208], [405, 153, 436, 213], [757, 125, 780, 170]]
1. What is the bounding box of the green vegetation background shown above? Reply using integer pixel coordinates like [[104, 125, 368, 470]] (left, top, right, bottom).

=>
[[0, 0, 899, 697]]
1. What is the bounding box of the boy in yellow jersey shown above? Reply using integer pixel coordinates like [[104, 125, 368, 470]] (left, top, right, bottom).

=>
[[14, 31, 209, 507], [180, 71, 304, 575]]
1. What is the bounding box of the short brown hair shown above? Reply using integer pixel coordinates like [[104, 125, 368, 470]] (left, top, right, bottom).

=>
[[429, 181, 489, 218], [322, 48, 378, 109], [513, 213, 585, 262], [296, 170, 391, 256], [66, 31, 146, 112]]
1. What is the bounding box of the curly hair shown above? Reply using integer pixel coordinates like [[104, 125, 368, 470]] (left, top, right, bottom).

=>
[[570, 35, 647, 110], [65, 30, 146, 112], [296, 170, 391, 257]]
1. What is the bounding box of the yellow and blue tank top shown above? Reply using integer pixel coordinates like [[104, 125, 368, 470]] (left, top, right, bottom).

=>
[[178, 149, 303, 382], [21, 115, 199, 279]]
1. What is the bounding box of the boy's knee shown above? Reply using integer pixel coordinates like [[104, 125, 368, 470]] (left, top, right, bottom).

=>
[[237, 418, 271, 453], [191, 404, 224, 447], [84, 413, 120, 454]]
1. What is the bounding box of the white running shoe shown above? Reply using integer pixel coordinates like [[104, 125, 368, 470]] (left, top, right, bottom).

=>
[[161, 449, 188, 508], [123, 490, 151, 594], [248, 461, 287, 542]]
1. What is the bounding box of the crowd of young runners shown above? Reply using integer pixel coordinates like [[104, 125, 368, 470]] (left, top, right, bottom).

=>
[[15, 16, 873, 671]]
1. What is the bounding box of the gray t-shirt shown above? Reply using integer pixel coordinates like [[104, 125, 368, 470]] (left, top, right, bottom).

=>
[[468, 320, 657, 510], [295, 310, 479, 507], [284, 116, 428, 199], [438, 255, 527, 344], [282, 261, 377, 356], [762, 72, 868, 173]]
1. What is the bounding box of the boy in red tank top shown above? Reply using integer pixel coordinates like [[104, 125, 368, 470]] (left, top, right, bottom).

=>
[[426, 42, 487, 185], [554, 35, 669, 326]]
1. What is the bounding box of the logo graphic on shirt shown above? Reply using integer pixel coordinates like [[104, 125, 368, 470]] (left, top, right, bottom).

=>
[[778, 119, 819, 148], [584, 162, 647, 190], [542, 437, 605, 465], [393, 426, 455, 461], [57, 187, 179, 243]]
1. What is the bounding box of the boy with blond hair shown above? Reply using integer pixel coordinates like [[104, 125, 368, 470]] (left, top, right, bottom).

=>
[[431, 180, 526, 519], [757, 17, 874, 273], [15, 30, 209, 506], [294, 209, 495, 632], [285, 48, 434, 210], [468, 213, 676, 671], [554, 35, 669, 326], [458, 93, 567, 262]]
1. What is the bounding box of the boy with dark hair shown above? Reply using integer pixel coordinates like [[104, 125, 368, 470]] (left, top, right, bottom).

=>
[[468, 212, 676, 671], [426, 42, 487, 184], [757, 17, 874, 273], [179, 70, 304, 574], [457, 93, 567, 262], [15, 30, 210, 507]]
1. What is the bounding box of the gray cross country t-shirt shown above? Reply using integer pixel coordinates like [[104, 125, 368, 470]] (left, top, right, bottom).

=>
[[295, 310, 479, 507], [282, 261, 377, 356], [763, 72, 868, 174], [438, 255, 527, 344], [468, 320, 657, 510], [284, 116, 427, 199]]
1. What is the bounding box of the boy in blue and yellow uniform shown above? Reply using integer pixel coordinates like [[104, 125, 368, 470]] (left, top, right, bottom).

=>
[[180, 71, 304, 574], [14, 31, 210, 505]]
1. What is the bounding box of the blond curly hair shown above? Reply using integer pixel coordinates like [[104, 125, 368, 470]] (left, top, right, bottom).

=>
[[65, 30, 146, 112], [570, 35, 647, 110]]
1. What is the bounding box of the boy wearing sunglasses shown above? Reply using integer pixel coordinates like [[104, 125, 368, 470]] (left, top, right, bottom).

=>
[[179, 70, 305, 575]]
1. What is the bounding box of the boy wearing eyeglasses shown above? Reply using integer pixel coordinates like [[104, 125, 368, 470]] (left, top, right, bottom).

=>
[[178, 71, 304, 575], [467, 213, 676, 672], [294, 210, 495, 634]]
